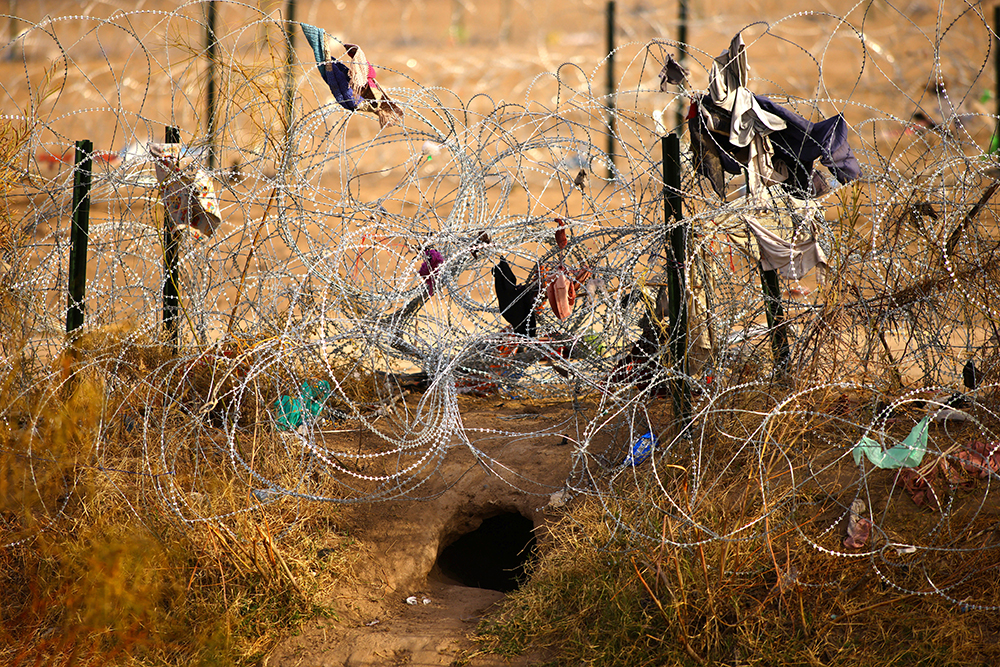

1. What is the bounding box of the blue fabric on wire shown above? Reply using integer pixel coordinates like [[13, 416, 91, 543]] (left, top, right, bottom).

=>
[[300, 23, 362, 111], [691, 94, 862, 196], [754, 95, 862, 191]]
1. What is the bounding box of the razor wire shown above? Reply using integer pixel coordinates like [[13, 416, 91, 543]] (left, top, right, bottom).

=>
[[3, 0, 1000, 608]]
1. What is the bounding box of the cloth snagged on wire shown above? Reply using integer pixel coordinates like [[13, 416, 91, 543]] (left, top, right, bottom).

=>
[[546, 271, 573, 319], [715, 190, 828, 281], [852, 416, 931, 469], [687, 31, 861, 199], [418, 247, 444, 296], [149, 143, 221, 237], [300, 23, 404, 128], [493, 259, 538, 338], [745, 207, 827, 279], [658, 53, 690, 89], [844, 499, 872, 549]]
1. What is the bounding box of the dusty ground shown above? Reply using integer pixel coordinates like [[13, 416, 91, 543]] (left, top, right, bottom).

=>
[[266, 392, 593, 667]]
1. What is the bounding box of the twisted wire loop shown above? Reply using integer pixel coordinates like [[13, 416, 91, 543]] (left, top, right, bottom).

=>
[[2, 1, 999, 607]]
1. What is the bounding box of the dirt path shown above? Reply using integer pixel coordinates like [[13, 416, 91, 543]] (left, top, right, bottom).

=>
[[270, 581, 525, 667], [266, 394, 584, 666]]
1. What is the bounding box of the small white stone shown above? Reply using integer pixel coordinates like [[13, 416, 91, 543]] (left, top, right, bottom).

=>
[[548, 490, 570, 508]]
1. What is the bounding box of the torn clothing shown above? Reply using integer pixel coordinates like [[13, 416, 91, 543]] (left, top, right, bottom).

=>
[[300, 23, 404, 128], [493, 259, 538, 338], [149, 143, 221, 237], [658, 53, 690, 89], [688, 31, 861, 198], [715, 190, 828, 281]]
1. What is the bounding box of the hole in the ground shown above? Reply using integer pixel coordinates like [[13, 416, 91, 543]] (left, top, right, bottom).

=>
[[435, 511, 537, 593]]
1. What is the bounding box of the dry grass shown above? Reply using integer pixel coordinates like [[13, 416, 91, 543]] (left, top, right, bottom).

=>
[[0, 358, 354, 666], [476, 477, 1000, 667]]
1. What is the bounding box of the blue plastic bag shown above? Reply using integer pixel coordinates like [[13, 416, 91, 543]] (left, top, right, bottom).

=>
[[622, 431, 657, 467]]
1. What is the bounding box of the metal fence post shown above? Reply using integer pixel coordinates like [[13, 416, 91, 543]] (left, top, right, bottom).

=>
[[675, 0, 689, 129], [163, 126, 181, 352], [663, 133, 690, 428], [66, 140, 93, 337], [606, 1, 616, 175], [205, 0, 218, 170], [760, 265, 790, 370]]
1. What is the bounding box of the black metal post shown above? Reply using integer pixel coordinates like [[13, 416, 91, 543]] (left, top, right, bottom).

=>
[[993, 5, 1000, 153], [284, 0, 296, 137], [163, 126, 181, 352], [675, 0, 689, 129], [205, 0, 218, 170], [606, 0, 616, 175], [760, 265, 790, 370], [66, 140, 93, 337], [663, 133, 690, 427]]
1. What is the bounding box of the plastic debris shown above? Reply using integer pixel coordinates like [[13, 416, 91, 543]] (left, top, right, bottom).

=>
[[622, 431, 657, 467], [273, 380, 332, 431], [405, 596, 418, 605], [852, 416, 930, 469]]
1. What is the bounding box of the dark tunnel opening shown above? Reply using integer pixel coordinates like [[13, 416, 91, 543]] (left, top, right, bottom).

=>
[[435, 512, 538, 593]]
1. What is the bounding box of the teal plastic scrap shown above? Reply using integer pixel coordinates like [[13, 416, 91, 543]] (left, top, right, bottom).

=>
[[273, 380, 332, 431], [852, 415, 931, 469]]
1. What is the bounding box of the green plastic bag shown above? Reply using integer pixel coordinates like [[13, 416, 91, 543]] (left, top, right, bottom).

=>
[[852, 416, 930, 469], [273, 380, 331, 431]]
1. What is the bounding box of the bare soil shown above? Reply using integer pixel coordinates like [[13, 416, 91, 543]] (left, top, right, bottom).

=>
[[266, 393, 587, 667]]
